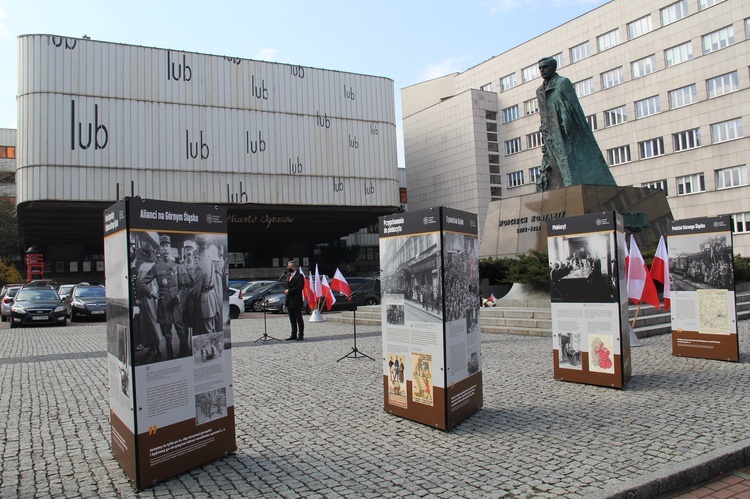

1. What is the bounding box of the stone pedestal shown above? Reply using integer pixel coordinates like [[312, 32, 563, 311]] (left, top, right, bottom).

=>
[[479, 185, 672, 258]]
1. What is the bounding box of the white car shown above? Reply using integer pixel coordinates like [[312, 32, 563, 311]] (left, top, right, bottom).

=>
[[228, 287, 244, 320]]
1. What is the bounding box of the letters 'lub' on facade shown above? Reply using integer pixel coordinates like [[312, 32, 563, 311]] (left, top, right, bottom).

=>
[[16, 34, 400, 274], [402, 0, 750, 255]]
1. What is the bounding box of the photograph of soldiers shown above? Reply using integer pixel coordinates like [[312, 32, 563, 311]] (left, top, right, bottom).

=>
[[669, 233, 734, 292], [194, 387, 227, 425]]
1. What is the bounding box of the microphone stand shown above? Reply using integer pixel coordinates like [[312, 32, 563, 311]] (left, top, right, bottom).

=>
[[337, 300, 373, 361], [255, 300, 280, 342]]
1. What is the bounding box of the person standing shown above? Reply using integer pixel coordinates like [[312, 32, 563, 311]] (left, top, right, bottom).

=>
[[284, 260, 305, 341], [175, 239, 200, 356], [196, 235, 221, 335], [135, 243, 161, 361]]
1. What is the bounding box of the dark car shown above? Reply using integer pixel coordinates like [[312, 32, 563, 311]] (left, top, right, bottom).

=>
[[1, 284, 24, 322], [347, 277, 381, 307], [243, 281, 286, 312], [9, 287, 67, 328], [66, 284, 107, 321]]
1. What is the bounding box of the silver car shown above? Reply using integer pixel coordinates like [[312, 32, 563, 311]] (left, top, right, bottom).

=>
[[1, 284, 23, 322]]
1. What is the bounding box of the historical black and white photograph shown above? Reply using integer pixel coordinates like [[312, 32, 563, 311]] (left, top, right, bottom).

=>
[[669, 233, 734, 291], [195, 387, 228, 425], [548, 232, 617, 303], [386, 304, 405, 325], [380, 232, 443, 325], [443, 232, 479, 323], [194, 331, 224, 363], [131, 231, 230, 366], [558, 332, 582, 370]]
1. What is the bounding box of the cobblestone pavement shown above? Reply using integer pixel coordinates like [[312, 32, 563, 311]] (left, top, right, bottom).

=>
[[1, 315, 750, 498]]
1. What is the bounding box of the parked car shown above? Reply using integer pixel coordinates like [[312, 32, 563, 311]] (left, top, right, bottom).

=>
[[228, 280, 249, 290], [228, 287, 244, 320], [238, 280, 276, 296], [243, 281, 286, 312], [56, 284, 77, 302], [261, 290, 290, 314], [1, 284, 24, 322], [65, 284, 107, 321], [347, 277, 381, 307], [9, 286, 67, 328], [25, 279, 60, 288]]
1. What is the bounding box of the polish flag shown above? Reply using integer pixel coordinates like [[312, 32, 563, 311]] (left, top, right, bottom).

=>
[[321, 275, 337, 310], [331, 268, 352, 299], [313, 264, 323, 299], [627, 235, 661, 309], [301, 269, 316, 304], [650, 236, 671, 311]]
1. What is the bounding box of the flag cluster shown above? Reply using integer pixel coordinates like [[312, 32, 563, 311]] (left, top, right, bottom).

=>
[[301, 265, 352, 311], [627, 235, 670, 311]]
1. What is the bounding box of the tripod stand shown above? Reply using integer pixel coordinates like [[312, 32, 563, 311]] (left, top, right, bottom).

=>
[[337, 304, 374, 361], [255, 307, 280, 342]]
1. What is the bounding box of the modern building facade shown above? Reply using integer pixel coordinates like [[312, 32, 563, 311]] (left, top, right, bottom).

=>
[[17, 34, 400, 279], [402, 0, 750, 255], [0, 128, 15, 199]]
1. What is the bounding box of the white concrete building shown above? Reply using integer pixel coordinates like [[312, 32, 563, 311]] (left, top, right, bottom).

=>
[[403, 0, 750, 254]]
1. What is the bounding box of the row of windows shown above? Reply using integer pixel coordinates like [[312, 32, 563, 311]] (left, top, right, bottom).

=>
[[503, 67, 744, 126], [641, 165, 747, 201], [490, 0, 730, 94], [606, 118, 743, 165], [0, 146, 15, 159], [507, 167, 541, 189]]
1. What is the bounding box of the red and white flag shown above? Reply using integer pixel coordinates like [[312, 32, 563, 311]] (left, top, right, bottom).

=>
[[321, 275, 336, 310], [627, 235, 661, 309], [313, 264, 323, 299], [301, 269, 317, 304], [650, 236, 671, 311], [331, 268, 352, 298]]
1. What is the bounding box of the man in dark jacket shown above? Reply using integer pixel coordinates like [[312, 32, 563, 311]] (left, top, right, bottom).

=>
[[284, 260, 305, 341]]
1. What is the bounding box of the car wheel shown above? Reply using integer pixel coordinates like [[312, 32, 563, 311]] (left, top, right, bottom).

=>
[[229, 305, 240, 320], [364, 297, 378, 306], [59, 318, 67, 327], [9, 320, 16, 329], [252, 300, 264, 312]]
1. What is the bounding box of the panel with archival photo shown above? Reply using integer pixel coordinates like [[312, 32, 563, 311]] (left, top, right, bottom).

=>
[[668, 233, 733, 292], [548, 232, 617, 303]]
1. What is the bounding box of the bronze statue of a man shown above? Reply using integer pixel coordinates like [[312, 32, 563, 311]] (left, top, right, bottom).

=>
[[535, 56, 617, 191]]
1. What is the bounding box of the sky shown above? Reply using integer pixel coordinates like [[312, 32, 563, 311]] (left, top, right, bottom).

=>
[[0, 0, 609, 167]]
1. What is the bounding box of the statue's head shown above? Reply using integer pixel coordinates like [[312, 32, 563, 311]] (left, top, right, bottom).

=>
[[537, 57, 557, 80]]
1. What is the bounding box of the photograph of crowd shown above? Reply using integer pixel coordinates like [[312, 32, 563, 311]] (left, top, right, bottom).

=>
[[443, 232, 480, 323], [548, 232, 617, 303], [386, 304, 405, 325], [130, 231, 230, 366], [669, 233, 734, 292], [558, 332, 582, 370]]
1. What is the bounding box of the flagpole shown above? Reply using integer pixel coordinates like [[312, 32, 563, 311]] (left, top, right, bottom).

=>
[[630, 302, 642, 329]]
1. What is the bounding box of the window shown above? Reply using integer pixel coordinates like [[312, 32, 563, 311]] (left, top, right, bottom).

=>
[[501, 73, 517, 91], [642, 180, 669, 196], [486, 111, 497, 121], [507, 170, 525, 188], [677, 173, 705, 195], [669, 84, 698, 109], [631, 55, 656, 78], [673, 128, 701, 151], [502, 105, 520, 123], [529, 167, 540, 184], [522, 64, 538, 83], [527, 131, 544, 149], [628, 15, 653, 40], [551, 52, 564, 69], [601, 67, 624, 89], [488, 142, 499, 153], [715, 165, 747, 189], [703, 26, 734, 54], [638, 137, 665, 159], [607, 145, 631, 166], [490, 186, 502, 199], [731, 212, 750, 233], [699, 0, 725, 9], [505, 137, 522, 156], [480, 83, 493, 92], [664, 42, 693, 67], [489, 154, 500, 166], [574, 78, 595, 98], [597, 29, 620, 52], [0, 146, 15, 159], [604, 105, 627, 127], [587, 114, 598, 131], [570, 41, 591, 63], [524, 98, 539, 116], [635, 95, 661, 119], [489, 174, 503, 186], [660, 0, 688, 26], [707, 71, 740, 98], [711, 118, 743, 143], [747, 18, 750, 40]]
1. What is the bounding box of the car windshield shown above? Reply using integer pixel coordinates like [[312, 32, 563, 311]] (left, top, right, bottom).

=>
[[8, 287, 21, 297], [59, 285, 75, 294], [243, 281, 271, 294], [74, 287, 106, 298], [17, 289, 59, 301]]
